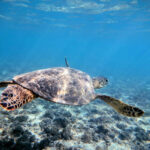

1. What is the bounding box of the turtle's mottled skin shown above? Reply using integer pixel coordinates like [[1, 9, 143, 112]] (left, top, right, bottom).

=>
[[1, 84, 35, 110], [14, 68, 95, 105], [0, 66, 144, 117]]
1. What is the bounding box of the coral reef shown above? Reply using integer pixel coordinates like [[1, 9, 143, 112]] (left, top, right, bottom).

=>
[[0, 68, 150, 150]]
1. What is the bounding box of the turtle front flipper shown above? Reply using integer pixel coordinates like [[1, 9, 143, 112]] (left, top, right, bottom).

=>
[[95, 95, 144, 117], [65, 57, 69, 67], [0, 84, 36, 111]]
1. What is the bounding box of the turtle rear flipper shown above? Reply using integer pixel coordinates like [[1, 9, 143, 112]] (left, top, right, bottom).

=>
[[0, 81, 14, 88], [0, 84, 36, 111], [96, 95, 144, 117]]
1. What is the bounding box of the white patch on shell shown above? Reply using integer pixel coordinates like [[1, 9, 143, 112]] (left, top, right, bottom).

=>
[[56, 69, 70, 96]]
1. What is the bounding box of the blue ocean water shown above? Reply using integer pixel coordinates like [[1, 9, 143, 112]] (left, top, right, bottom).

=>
[[0, 0, 150, 150]]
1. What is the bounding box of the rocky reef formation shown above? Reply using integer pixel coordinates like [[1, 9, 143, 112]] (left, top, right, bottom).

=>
[[0, 68, 150, 150]]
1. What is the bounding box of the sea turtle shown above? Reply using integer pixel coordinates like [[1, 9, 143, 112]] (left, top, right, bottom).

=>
[[0, 60, 144, 117]]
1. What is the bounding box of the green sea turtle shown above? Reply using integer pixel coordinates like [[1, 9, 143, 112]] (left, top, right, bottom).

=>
[[0, 60, 144, 117]]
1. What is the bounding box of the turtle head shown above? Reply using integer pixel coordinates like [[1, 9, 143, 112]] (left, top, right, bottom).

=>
[[92, 77, 108, 89]]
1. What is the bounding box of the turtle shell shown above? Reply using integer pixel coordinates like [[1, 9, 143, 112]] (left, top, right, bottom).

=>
[[13, 67, 95, 105]]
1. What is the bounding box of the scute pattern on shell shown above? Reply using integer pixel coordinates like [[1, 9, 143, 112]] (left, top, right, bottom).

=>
[[13, 67, 95, 105]]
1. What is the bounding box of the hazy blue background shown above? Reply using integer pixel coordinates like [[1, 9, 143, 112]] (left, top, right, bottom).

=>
[[0, 0, 150, 79]]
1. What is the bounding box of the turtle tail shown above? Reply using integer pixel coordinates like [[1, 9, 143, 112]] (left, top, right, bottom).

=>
[[0, 84, 36, 111], [96, 95, 144, 117]]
